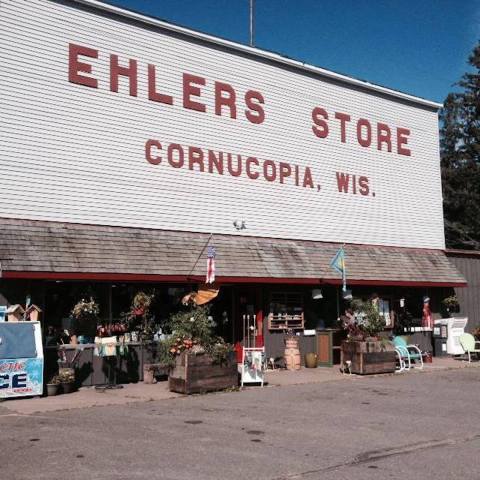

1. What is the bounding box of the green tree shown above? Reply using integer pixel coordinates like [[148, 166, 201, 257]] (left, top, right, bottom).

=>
[[440, 41, 480, 249]]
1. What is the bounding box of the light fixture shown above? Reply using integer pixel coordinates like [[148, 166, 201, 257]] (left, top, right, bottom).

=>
[[233, 219, 246, 230], [312, 289, 323, 300], [342, 289, 353, 300]]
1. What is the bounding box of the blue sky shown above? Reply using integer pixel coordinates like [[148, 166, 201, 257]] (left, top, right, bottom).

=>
[[105, 0, 479, 104]]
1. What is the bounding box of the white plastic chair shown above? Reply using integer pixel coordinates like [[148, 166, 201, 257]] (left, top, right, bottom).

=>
[[459, 333, 480, 362]]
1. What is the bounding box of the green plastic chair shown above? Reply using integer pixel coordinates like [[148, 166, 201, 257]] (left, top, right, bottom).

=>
[[459, 333, 480, 362], [393, 336, 424, 370]]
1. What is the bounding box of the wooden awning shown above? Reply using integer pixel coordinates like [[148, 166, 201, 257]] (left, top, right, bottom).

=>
[[0, 218, 467, 287]]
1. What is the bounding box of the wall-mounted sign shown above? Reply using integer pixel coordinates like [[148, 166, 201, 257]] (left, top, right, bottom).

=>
[[0, 0, 445, 249]]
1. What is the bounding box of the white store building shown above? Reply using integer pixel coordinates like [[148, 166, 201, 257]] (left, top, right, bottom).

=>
[[0, 0, 466, 369]]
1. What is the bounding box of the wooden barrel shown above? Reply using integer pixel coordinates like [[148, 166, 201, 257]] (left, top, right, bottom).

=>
[[284, 347, 301, 370], [285, 337, 299, 349]]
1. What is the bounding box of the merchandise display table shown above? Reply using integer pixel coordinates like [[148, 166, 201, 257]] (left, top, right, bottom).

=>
[[45, 341, 164, 387]]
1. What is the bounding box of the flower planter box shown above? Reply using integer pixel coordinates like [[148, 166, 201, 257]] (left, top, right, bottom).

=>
[[341, 340, 396, 375], [169, 352, 238, 394]]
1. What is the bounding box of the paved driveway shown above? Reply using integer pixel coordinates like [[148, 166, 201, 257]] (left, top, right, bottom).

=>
[[1, 367, 479, 479]]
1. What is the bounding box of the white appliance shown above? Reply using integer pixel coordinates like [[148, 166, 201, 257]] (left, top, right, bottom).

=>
[[446, 317, 468, 355]]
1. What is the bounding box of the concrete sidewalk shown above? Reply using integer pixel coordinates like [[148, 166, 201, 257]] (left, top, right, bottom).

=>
[[1, 356, 478, 415]]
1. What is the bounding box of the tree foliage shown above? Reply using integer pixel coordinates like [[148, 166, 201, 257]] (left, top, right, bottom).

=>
[[440, 41, 480, 249]]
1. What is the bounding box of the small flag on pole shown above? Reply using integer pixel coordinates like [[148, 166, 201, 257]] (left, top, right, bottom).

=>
[[206, 245, 216, 284], [330, 246, 347, 292]]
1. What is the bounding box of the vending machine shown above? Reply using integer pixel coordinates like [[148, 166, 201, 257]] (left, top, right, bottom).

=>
[[0, 321, 44, 398]]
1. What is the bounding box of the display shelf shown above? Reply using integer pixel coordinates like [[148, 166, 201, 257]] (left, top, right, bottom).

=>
[[268, 292, 304, 330], [267, 313, 304, 330]]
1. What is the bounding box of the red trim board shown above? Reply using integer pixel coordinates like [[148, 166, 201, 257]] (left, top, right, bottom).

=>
[[1, 271, 467, 287]]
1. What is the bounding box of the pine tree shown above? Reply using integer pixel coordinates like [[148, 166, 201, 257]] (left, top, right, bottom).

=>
[[440, 41, 480, 249]]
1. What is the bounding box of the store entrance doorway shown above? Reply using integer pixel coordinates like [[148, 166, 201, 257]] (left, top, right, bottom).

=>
[[208, 284, 265, 362], [232, 285, 264, 360]]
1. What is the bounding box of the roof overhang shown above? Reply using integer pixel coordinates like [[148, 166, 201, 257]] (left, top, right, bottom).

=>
[[0, 218, 467, 287]]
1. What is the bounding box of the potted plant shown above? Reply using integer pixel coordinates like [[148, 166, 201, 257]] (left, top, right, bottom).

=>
[[164, 305, 237, 394], [58, 369, 76, 394], [46, 374, 61, 396], [340, 298, 396, 375], [304, 352, 318, 368], [72, 297, 99, 320], [441, 295, 459, 317], [71, 297, 100, 344], [123, 292, 156, 342]]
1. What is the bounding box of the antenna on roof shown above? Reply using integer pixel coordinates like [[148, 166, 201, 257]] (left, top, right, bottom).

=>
[[249, 0, 255, 47]]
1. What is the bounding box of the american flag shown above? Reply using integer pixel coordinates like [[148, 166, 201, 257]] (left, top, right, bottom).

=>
[[206, 245, 216, 284]]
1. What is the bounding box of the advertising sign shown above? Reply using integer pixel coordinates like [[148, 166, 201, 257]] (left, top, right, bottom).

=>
[[0, 0, 445, 249], [0, 358, 44, 398]]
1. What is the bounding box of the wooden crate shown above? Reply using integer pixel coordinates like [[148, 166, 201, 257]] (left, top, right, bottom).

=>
[[169, 352, 238, 394], [341, 340, 396, 375]]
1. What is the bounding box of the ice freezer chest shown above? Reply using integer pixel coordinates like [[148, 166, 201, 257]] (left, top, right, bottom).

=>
[[0, 321, 44, 398]]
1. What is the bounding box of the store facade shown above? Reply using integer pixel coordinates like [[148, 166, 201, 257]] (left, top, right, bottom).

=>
[[0, 0, 466, 375]]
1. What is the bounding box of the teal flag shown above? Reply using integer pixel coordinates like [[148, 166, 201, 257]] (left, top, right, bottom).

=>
[[330, 246, 347, 292]]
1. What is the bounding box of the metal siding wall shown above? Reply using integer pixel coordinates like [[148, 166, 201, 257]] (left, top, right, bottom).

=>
[[449, 256, 480, 332], [0, 0, 445, 249]]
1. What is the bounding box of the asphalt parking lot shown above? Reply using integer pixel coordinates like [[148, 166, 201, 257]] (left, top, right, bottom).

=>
[[1, 366, 479, 480]]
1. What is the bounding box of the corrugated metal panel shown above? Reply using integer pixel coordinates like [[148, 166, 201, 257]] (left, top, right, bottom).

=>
[[448, 254, 480, 332], [0, 0, 445, 249]]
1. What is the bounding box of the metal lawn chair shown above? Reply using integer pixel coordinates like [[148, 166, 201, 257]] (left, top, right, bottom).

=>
[[393, 336, 424, 370], [392, 345, 406, 373], [459, 333, 480, 362]]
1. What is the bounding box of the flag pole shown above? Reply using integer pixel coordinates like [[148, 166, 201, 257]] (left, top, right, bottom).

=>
[[336, 285, 340, 319], [187, 233, 213, 280], [249, 0, 255, 47]]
